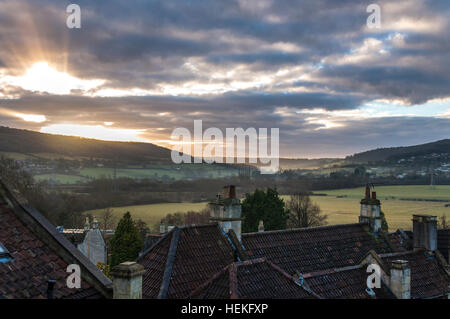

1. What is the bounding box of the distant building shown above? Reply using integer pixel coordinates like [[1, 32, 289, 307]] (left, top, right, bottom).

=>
[[60, 218, 110, 266]]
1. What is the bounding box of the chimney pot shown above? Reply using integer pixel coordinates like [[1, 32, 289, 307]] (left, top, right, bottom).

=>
[[110, 262, 146, 299], [46, 280, 56, 299], [258, 220, 264, 232], [223, 185, 236, 199], [365, 185, 371, 199], [390, 260, 410, 299]]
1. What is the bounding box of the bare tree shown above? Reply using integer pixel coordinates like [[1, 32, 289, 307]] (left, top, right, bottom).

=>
[[100, 207, 116, 234], [287, 193, 328, 228], [438, 213, 448, 229]]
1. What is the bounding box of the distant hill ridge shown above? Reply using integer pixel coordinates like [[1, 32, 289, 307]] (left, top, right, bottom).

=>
[[0, 126, 172, 163], [1, 126, 449, 165], [346, 139, 450, 163]]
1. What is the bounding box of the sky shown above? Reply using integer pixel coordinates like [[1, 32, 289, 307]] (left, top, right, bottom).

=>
[[0, 0, 449, 158]]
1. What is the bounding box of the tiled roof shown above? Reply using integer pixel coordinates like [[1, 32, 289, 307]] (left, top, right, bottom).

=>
[[190, 258, 318, 299], [242, 223, 393, 275], [379, 251, 450, 299], [143, 234, 163, 252], [301, 265, 394, 299], [437, 229, 450, 262], [0, 180, 111, 299], [387, 229, 412, 252], [138, 224, 236, 299]]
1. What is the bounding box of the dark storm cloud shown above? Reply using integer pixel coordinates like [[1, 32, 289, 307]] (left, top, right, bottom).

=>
[[0, 0, 449, 156]]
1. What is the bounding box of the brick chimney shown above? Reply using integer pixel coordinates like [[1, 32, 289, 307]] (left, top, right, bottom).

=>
[[110, 262, 146, 299], [389, 260, 411, 299], [359, 185, 382, 232], [412, 214, 437, 252], [209, 185, 242, 240]]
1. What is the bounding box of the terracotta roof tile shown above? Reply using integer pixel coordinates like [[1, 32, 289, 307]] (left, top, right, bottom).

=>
[[242, 223, 393, 275], [302, 265, 394, 299], [139, 224, 236, 299], [0, 181, 110, 299], [437, 228, 450, 262], [191, 258, 318, 299], [380, 250, 450, 299]]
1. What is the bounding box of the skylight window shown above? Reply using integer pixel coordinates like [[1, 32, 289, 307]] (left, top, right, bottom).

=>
[[0, 242, 13, 263]]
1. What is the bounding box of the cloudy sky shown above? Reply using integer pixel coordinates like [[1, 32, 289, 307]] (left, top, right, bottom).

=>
[[0, 0, 449, 158]]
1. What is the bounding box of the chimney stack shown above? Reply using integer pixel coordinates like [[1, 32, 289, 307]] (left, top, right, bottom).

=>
[[209, 185, 242, 240], [110, 262, 146, 299], [412, 215, 437, 252], [84, 217, 90, 231], [258, 220, 264, 232], [390, 260, 411, 299], [159, 221, 166, 234], [359, 185, 382, 232]]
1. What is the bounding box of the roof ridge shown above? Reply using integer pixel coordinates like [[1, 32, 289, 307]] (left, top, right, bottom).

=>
[[178, 222, 219, 230], [157, 227, 180, 299], [242, 222, 366, 237], [188, 263, 233, 298], [378, 250, 419, 258]]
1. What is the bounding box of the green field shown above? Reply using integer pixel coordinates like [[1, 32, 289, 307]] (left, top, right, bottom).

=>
[[85, 202, 209, 230], [34, 164, 239, 184], [315, 185, 450, 201], [34, 174, 89, 184]]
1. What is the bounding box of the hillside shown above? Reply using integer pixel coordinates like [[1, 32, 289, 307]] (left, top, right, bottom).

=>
[[0, 126, 172, 164], [345, 139, 450, 163]]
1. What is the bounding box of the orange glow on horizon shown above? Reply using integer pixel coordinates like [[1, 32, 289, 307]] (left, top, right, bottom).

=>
[[40, 124, 149, 143]]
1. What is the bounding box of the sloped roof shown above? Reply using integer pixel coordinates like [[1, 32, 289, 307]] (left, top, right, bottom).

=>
[[190, 258, 319, 299], [437, 228, 450, 262], [138, 224, 237, 299], [389, 228, 450, 262], [241, 223, 393, 275], [301, 265, 394, 299], [143, 234, 163, 252], [387, 229, 412, 252], [379, 250, 450, 299], [0, 180, 112, 299]]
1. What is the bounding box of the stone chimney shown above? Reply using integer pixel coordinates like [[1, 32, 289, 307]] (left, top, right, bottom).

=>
[[258, 220, 264, 232], [160, 221, 166, 234], [209, 185, 242, 240], [413, 214, 437, 252], [84, 217, 90, 231], [92, 217, 99, 229], [389, 260, 411, 299], [359, 185, 382, 232], [110, 262, 146, 299]]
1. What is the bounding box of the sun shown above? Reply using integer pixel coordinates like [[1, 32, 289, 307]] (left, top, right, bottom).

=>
[[9, 61, 104, 95]]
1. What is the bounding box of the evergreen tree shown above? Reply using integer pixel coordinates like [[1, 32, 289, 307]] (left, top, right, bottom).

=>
[[242, 188, 289, 233], [109, 212, 143, 267]]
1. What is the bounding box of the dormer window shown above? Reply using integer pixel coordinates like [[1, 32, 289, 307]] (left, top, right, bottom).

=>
[[0, 242, 13, 263]]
